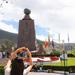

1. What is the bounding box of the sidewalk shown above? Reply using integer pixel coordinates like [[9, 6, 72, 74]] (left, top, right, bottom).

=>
[[0, 58, 8, 66], [28, 72, 75, 75], [69, 73, 75, 75], [28, 72, 63, 75]]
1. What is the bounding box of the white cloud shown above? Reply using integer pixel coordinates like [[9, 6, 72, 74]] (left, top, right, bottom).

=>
[[0, 2, 23, 21], [36, 34, 47, 41], [0, 0, 75, 43], [0, 21, 18, 33]]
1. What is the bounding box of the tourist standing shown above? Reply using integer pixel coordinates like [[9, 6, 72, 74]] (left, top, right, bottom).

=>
[[0, 51, 2, 59]]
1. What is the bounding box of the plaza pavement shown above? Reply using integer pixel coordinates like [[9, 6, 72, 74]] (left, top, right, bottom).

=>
[[28, 72, 75, 75], [28, 72, 63, 75]]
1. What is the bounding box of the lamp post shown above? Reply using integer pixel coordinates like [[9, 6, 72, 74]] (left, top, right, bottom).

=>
[[62, 40, 65, 75], [63, 51, 66, 75], [62, 40, 67, 75]]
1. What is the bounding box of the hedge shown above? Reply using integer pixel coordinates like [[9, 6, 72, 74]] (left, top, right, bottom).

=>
[[0, 65, 4, 75]]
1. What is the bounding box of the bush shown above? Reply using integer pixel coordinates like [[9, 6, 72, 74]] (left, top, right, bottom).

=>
[[50, 50, 60, 56], [68, 53, 75, 57], [0, 65, 4, 75], [71, 49, 75, 56]]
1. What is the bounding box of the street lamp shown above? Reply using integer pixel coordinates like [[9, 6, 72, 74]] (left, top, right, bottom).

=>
[[62, 40, 67, 75]]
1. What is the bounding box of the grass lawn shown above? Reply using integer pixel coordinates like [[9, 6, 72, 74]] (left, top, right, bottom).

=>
[[44, 57, 75, 66], [0, 57, 75, 67]]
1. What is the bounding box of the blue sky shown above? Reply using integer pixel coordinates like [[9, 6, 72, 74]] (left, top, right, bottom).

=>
[[0, 0, 75, 43], [1, 20, 48, 37], [1, 20, 18, 29], [35, 25, 48, 36], [1, 18, 50, 41]]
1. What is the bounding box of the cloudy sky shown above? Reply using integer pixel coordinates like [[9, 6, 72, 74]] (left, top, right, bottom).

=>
[[0, 0, 75, 43]]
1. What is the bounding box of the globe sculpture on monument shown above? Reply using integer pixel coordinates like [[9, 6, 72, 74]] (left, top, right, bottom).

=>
[[17, 8, 36, 51]]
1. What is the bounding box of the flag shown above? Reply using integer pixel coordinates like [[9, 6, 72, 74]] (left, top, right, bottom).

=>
[[58, 33, 60, 43], [44, 40, 48, 48], [52, 40, 54, 48], [48, 33, 51, 47], [62, 40, 64, 49], [67, 33, 69, 43]]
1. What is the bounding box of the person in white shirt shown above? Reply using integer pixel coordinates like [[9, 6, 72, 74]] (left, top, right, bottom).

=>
[[60, 50, 68, 64], [5, 47, 33, 75]]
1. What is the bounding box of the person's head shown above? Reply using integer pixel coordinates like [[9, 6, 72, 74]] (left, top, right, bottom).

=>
[[62, 50, 65, 54], [11, 57, 24, 75]]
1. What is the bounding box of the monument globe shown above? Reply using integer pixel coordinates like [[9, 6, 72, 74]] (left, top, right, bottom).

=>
[[17, 8, 36, 51], [24, 8, 31, 15]]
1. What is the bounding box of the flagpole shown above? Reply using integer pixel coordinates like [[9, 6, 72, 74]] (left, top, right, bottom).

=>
[[58, 33, 61, 50], [59, 33, 60, 43], [62, 40, 66, 75], [48, 32, 50, 47], [67, 33, 69, 43]]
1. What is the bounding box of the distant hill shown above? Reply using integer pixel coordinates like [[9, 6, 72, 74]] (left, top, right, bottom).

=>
[[0, 29, 43, 45], [0, 29, 17, 43]]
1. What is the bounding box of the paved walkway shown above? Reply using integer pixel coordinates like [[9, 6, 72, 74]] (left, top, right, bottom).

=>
[[0, 58, 8, 66], [28, 72, 63, 75], [28, 72, 75, 75]]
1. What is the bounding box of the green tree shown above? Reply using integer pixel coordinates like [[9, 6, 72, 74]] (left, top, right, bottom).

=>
[[0, 39, 15, 52], [71, 49, 75, 56], [50, 50, 60, 56]]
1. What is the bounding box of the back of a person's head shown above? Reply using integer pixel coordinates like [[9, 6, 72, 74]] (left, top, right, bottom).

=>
[[11, 57, 24, 75]]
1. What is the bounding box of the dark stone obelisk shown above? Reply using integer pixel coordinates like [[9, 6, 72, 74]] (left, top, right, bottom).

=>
[[17, 8, 36, 50]]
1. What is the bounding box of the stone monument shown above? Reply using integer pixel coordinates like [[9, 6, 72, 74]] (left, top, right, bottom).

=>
[[17, 8, 36, 50]]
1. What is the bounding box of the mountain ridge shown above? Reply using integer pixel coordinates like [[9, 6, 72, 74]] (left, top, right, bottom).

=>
[[0, 29, 75, 50], [0, 29, 43, 45], [0, 29, 17, 43]]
